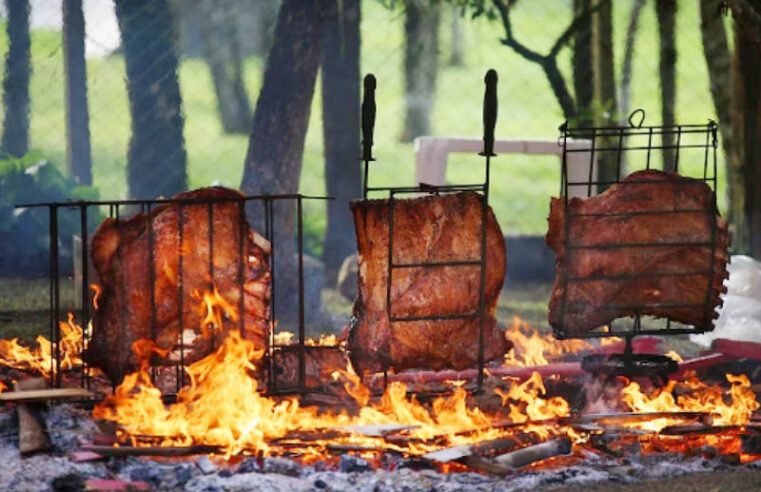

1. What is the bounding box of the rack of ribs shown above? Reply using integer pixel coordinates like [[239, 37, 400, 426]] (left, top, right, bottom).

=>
[[86, 187, 271, 386], [348, 191, 511, 375], [546, 169, 729, 337]]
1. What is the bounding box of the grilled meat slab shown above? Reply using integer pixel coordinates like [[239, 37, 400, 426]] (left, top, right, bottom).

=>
[[546, 170, 729, 337], [87, 187, 271, 385], [349, 192, 510, 374]]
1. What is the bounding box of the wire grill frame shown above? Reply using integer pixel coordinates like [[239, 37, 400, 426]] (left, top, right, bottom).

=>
[[554, 111, 721, 341], [15, 193, 332, 395]]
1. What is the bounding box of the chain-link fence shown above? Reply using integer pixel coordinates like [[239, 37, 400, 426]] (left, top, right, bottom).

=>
[[0, 0, 724, 262]]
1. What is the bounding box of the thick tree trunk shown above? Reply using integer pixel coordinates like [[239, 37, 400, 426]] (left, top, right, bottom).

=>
[[619, 0, 646, 121], [732, 0, 761, 258], [401, 0, 439, 142], [114, 0, 187, 199], [196, 0, 252, 134], [572, 0, 593, 127], [63, 0, 92, 184], [321, 0, 361, 281], [594, 0, 617, 188], [701, 0, 745, 252], [240, 0, 326, 328], [1, 0, 30, 158], [449, 6, 464, 66], [656, 0, 677, 171]]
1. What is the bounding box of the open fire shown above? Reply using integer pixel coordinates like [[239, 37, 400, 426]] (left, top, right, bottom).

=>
[[2, 286, 758, 473]]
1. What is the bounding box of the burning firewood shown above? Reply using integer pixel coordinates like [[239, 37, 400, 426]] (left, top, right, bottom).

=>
[[349, 192, 510, 374], [492, 436, 572, 468], [86, 187, 271, 386], [547, 169, 729, 336]]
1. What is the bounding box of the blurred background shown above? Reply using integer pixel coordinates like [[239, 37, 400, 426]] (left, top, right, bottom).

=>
[[0, 0, 757, 337]]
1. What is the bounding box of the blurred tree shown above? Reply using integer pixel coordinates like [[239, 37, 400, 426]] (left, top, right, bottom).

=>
[[241, 0, 328, 327], [572, 0, 594, 127], [321, 0, 361, 281], [729, 0, 761, 258], [449, 6, 464, 66], [63, 0, 92, 185], [194, 0, 252, 134], [619, 0, 646, 121], [401, 0, 440, 142], [114, 0, 188, 199], [700, 0, 744, 251], [655, 0, 677, 171], [1, 0, 31, 158], [593, 0, 617, 187]]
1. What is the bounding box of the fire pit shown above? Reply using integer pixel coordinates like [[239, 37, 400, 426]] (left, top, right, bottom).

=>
[[0, 71, 758, 492]]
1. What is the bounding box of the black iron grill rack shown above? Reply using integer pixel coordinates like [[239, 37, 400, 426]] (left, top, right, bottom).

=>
[[15, 192, 332, 396], [359, 71, 499, 392], [555, 109, 721, 344]]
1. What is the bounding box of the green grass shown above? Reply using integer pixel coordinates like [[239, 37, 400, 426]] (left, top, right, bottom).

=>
[[0, 0, 727, 246]]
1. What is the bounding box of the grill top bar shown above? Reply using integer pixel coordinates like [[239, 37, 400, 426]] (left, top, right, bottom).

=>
[[14, 193, 333, 209]]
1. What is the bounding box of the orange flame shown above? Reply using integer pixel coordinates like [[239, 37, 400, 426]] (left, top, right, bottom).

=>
[[0, 312, 85, 377], [94, 289, 571, 458], [503, 316, 609, 366]]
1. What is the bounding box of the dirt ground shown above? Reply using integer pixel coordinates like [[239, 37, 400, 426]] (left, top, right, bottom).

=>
[[554, 469, 761, 492]]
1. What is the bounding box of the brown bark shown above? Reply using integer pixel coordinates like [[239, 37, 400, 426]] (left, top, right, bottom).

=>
[[572, 0, 594, 127], [701, 0, 746, 252], [401, 0, 440, 142], [240, 0, 327, 328], [732, 0, 761, 258], [1, 0, 30, 158], [656, 0, 677, 171], [63, 0, 92, 184], [321, 0, 361, 280], [594, 0, 617, 188]]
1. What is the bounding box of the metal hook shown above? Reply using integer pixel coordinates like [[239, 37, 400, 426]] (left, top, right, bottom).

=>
[[628, 109, 645, 129]]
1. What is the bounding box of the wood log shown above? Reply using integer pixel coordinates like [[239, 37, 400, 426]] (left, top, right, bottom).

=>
[[14, 378, 51, 455], [81, 444, 220, 457], [659, 424, 761, 436], [341, 424, 419, 437], [0, 387, 93, 403], [567, 411, 713, 426], [461, 455, 512, 475], [492, 437, 572, 468], [423, 437, 520, 462]]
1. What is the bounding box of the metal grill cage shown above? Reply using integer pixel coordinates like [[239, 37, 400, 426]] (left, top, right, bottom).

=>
[[555, 109, 721, 341], [15, 193, 333, 396]]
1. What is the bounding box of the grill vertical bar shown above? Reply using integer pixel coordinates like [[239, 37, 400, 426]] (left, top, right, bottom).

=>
[[267, 199, 277, 393], [49, 205, 60, 387], [297, 196, 306, 395], [385, 191, 396, 390], [79, 205, 89, 389], [238, 200, 246, 336], [148, 203, 157, 384], [586, 129, 597, 197], [207, 201, 215, 350], [674, 126, 682, 172], [177, 203, 185, 392]]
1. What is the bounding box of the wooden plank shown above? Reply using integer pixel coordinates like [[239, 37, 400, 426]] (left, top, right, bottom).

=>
[[15, 378, 51, 455], [81, 444, 220, 457], [0, 387, 93, 403], [567, 411, 713, 426], [461, 455, 513, 476]]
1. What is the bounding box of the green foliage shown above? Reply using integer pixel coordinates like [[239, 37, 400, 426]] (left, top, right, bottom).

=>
[[0, 152, 102, 275]]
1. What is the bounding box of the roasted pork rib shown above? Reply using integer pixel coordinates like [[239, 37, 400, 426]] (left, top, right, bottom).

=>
[[87, 187, 271, 385], [349, 192, 511, 374], [546, 170, 729, 337]]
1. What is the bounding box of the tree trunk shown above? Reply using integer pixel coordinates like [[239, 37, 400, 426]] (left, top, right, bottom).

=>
[[700, 0, 745, 252], [401, 0, 439, 142], [196, 0, 252, 134], [1, 0, 30, 158], [449, 6, 464, 66], [321, 0, 361, 281], [656, 0, 677, 171], [240, 0, 327, 329], [594, 0, 617, 188], [572, 0, 594, 127], [63, 0, 92, 184], [619, 0, 646, 121], [732, 0, 761, 258], [114, 0, 187, 199]]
